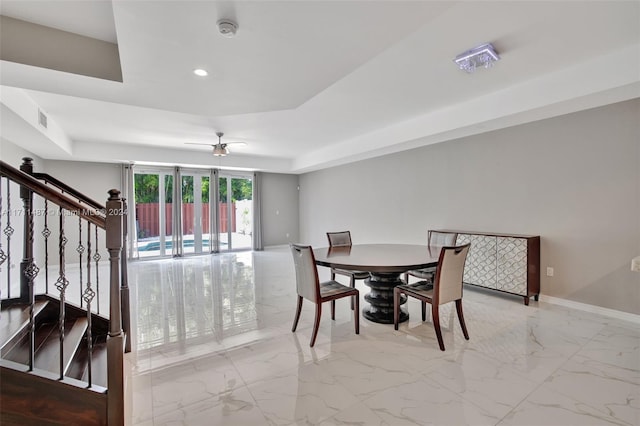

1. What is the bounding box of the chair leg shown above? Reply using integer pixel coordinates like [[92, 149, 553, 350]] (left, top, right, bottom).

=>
[[404, 272, 409, 284], [456, 299, 469, 340], [292, 296, 303, 332], [331, 300, 336, 320], [354, 294, 360, 334], [393, 288, 400, 330], [432, 304, 445, 351], [331, 271, 336, 281], [350, 276, 355, 310], [421, 302, 426, 321], [310, 303, 322, 347]]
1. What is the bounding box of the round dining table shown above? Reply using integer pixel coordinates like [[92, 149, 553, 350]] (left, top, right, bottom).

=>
[[313, 244, 441, 324]]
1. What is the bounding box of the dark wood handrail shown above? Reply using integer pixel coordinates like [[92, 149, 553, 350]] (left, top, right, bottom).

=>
[[32, 172, 104, 211], [0, 161, 106, 228]]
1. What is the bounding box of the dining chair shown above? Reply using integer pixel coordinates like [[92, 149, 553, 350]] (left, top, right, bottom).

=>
[[326, 231, 369, 310], [404, 230, 458, 285], [290, 243, 360, 347], [394, 243, 471, 351]]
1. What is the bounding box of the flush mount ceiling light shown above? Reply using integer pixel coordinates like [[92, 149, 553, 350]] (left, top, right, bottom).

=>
[[454, 43, 500, 73], [193, 68, 208, 77]]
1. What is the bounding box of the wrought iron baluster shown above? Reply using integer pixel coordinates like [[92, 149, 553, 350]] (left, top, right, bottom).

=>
[[0, 178, 7, 278], [0, 179, 4, 303], [4, 179, 14, 298], [55, 206, 69, 379], [22, 179, 39, 371], [77, 215, 84, 307], [42, 199, 51, 294], [83, 221, 95, 388], [94, 227, 101, 315]]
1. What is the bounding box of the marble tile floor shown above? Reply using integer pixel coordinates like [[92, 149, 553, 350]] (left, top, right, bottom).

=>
[[124, 247, 640, 426]]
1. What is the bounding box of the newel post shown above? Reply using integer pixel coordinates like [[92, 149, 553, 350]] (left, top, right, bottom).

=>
[[105, 189, 124, 426], [120, 198, 131, 353]]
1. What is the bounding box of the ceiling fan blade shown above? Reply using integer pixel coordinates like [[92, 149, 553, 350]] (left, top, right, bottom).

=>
[[185, 142, 214, 146], [223, 142, 247, 147]]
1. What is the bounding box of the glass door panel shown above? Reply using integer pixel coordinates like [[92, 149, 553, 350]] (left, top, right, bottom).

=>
[[134, 172, 173, 258], [163, 174, 173, 255], [134, 172, 159, 258], [218, 177, 229, 250], [218, 174, 252, 251], [180, 172, 210, 255], [201, 176, 211, 252], [181, 175, 195, 254]]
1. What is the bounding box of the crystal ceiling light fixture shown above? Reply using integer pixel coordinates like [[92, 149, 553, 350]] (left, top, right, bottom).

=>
[[454, 43, 500, 73]]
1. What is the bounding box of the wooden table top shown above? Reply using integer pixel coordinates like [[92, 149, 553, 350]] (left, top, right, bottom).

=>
[[313, 243, 441, 274]]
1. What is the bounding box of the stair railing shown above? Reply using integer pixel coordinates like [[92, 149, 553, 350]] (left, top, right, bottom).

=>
[[22, 159, 131, 351], [0, 158, 128, 426]]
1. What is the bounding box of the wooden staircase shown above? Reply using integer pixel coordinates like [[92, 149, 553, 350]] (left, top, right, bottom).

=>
[[1, 296, 110, 387], [0, 158, 130, 426]]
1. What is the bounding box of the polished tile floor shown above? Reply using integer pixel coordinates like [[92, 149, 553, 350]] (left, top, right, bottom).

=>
[[125, 248, 640, 425]]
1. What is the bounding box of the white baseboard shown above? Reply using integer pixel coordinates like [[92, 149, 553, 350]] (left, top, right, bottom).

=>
[[538, 295, 640, 324], [264, 244, 290, 249]]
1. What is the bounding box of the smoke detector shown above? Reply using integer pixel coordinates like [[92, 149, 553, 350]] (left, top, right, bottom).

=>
[[217, 19, 238, 38]]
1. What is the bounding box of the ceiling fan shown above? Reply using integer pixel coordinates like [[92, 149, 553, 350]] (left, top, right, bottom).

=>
[[186, 132, 247, 157]]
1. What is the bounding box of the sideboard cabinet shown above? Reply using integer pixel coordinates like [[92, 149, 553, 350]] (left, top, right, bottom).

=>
[[435, 230, 540, 305]]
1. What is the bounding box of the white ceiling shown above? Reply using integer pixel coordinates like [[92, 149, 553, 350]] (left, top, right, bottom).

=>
[[1, 1, 639, 174]]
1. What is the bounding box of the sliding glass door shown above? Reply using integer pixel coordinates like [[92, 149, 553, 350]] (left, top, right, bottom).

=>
[[180, 171, 211, 255], [132, 168, 252, 257], [218, 174, 253, 251], [133, 170, 173, 258]]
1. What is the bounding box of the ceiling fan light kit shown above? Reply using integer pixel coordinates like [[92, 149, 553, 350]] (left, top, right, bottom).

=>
[[213, 131, 229, 156], [185, 131, 246, 157], [212, 146, 229, 156], [213, 133, 230, 156]]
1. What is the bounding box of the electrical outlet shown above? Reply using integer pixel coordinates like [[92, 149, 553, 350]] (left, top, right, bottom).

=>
[[546, 267, 554, 277]]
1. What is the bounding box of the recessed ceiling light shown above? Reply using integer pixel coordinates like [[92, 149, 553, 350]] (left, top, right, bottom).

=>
[[193, 68, 208, 77]]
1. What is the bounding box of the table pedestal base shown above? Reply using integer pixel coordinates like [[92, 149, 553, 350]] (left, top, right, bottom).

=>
[[363, 272, 408, 324]]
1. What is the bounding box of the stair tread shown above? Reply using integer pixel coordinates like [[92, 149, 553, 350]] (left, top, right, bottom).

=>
[[3, 321, 58, 364], [69, 335, 108, 387], [0, 300, 49, 350], [83, 338, 108, 387], [35, 316, 89, 375], [3, 316, 89, 377]]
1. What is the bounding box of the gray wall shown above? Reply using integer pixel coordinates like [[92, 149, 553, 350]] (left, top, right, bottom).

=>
[[260, 172, 299, 246], [1, 137, 43, 166], [43, 160, 122, 206], [299, 99, 640, 315], [0, 139, 47, 287]]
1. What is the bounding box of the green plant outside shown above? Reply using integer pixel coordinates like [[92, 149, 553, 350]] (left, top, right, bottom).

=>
[[135, 174, 252, 203]]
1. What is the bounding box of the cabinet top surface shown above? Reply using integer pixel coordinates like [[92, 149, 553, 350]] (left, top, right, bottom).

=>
[[435, 230, 540, 239]]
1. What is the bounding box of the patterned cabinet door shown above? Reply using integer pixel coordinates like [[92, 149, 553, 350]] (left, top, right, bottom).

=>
[[496, 237, 528, 295], [457, 234, 497, 289]]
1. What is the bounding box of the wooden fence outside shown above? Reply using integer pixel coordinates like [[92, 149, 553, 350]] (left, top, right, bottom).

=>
[[135, 203, 235, 238]]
